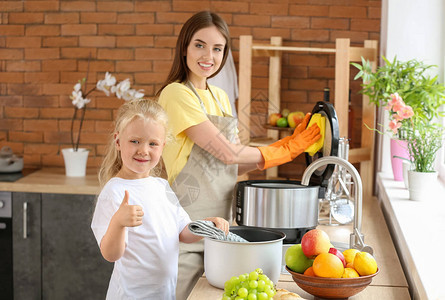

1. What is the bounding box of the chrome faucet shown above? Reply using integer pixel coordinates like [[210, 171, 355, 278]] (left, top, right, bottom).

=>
[[301, 156, 373, 254]]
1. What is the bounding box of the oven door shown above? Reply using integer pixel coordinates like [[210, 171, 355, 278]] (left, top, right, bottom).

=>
[[0, 191, 13, 299]]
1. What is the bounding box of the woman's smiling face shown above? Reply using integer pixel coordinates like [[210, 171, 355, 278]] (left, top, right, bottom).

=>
[[186, 25, 226, 89]]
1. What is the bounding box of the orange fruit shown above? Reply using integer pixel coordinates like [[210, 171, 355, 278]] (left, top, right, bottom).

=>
[[343, 249, 360, 265], [303, 266, 316, 277], [312, 253, 345, 278], [346, 262, 354, 269], [342, 267, 359, 278], [353, 252, 378, 276]]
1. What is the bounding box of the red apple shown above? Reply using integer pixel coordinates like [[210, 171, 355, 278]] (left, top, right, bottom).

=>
[[329, 247, 346, 267], [268, 113, 282, 126], [301, 229, 331, 259], [287, 111, 305, 128]]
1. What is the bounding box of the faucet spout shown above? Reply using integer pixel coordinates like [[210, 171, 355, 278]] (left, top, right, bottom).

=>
[[301, 156, 371, 253]]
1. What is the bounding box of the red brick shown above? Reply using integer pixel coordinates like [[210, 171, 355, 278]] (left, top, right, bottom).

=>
[[9, 131, 43, 143], [134, 72, 166, 84], [25, 48, 59, 60], [290, 5, 329, 17], [291, 29, 329, 41], [330, 30, 369, 43], [5, 107, 39, 118], [117, 13, 155, 24], [25, 72, 60, 83], [171, 1, 210, 12], [6, 37, 41, 48], [252, 27, 291, 40], [136, 24, 174, 36], [308, 66, 335, 78], [24, 1, 59, 12], [311, 17, 349, 30], [97, 49, 134, 60], [59, 120, 95, 132], [271, 16, 310, 28], [79, 132, 109, 144], [0, 72, 23, 83], [78, 61, 115, 72], [79, 36, 116, 48], [8, 84, 43, 96], [368, 6, 381, 19], [26, 25, 60, 36], [81, 12, 118, 24], [24, 143, 59, 154], [42, 60, 77, 71], [97, 1, 134, 12], [156, 12, 195, 24], [95, 97, 122, 110], [250, 3, 289, 15], [0, 25, 25, 35], [45, 13, 80, 24], [210, 2, 249, 13], [61, 24, 97, 36], [153, 36, 176, 48], [43, 37, 78, 47], [98, 24, 135, 36], [42, 83, 73, 96], [153, 60, 171, 73], [24, 95, 60, 108], [329, 6, 367, 18], [282, 66, 308, 79], [0, 119, 23, 130], [233, 15, 271, 27], [351, 18, 380, 32], [61, 72, 97, 84], [0, 49, 22, 60], [289, 78, 327, 91], [289, 54, 328, 67], [135, 48, 172, 60], [42, 154, 64, 167], [95, 120, 114, 132], [43, 131, 71, 144], [40, 108, 74, 119], [6, 61, 41, 72], [135, 1, 171, 12], [116, 36, 154, 48], [61, 1, 96, 12], [0, 95, 22, 107], [61, 48, 97, 59], [0, 1, 23, 12], [8, 13, 44, 24]]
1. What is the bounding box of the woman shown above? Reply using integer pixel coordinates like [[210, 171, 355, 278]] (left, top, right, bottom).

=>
[[157, 11, 320, 299]]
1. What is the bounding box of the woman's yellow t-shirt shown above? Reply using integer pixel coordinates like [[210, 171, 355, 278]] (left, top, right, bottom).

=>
[[158, 82, 233, 184]]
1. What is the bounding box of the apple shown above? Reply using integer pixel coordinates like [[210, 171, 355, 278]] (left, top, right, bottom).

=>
[[329, 247, 346, 267], [281, 108, 291, 118], [301, 229, 331, 259], [268, 113, 282, 126], [285, 244, 314, 274], [287, 111, 305, 128]]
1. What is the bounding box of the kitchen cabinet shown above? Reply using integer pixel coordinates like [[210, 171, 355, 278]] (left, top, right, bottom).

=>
[[12, 192, 113, 299]]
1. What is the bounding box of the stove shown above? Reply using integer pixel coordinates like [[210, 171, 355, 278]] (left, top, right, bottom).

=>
[[0, 172, 25, 182]]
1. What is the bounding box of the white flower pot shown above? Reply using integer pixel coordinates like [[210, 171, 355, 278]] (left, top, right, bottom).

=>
[[407, 170, 438, 201], [402, 160, 413, 189], [62, 148, 89, 177]]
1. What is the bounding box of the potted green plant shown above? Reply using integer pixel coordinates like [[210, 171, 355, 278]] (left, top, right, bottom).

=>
[[352, 56, 445, 182]]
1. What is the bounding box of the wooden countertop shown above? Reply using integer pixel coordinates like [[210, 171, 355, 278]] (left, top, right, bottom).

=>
[[187, 196, 411, 299], [0, 168, 100, 195]]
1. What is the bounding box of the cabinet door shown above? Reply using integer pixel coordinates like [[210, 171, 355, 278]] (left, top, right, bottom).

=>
[[41, 194, 113, 299], [12, 192, 42, 300]]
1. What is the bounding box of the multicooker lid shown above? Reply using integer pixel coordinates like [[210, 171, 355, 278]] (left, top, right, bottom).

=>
[[304, 101, 339, 187]]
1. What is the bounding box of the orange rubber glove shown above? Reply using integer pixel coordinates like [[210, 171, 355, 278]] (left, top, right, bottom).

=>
[[258, 122, 321, 170], [267, 113, 312, 148]]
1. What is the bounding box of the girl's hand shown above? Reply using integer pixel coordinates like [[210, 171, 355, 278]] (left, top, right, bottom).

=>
[[113, 190, 144, 227], [205, 217, 229, 235]]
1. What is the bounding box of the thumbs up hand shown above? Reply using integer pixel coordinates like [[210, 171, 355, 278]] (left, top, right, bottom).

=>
[[114, 190, 144, 227]]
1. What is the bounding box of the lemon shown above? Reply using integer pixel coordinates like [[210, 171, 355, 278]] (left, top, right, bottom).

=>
[[353, 252, 378, 276], [342, 267, 359, 278], [343, 248, 360, 264]]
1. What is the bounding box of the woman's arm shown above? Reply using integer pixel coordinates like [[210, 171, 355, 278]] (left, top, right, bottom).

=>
[[185, 120, 265, 167]]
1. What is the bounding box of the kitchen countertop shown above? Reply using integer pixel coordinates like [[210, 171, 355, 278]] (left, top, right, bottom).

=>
[[187, 195, 410, 299], [0, 168, 100, 195]]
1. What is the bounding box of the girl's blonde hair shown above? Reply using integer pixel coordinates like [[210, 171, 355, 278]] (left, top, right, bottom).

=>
[[98, 98, 170, 188]]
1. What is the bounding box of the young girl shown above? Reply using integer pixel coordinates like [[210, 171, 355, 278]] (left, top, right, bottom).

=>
[[91, 99, 229, 300], [156, 11, 320, 299]]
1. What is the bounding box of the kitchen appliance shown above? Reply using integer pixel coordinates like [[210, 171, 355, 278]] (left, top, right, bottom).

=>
[[204, 226, 285, 289], [235, 101, 340, 244], [0, 191, 13, 299], [0, 146, 24, 173]]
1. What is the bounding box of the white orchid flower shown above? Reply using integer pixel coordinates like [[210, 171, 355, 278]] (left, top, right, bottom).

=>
[[96, 72, 116, 96], [111, 78, 131, 99], [122, 89, 145, 101], [74, 82, 82, 92]]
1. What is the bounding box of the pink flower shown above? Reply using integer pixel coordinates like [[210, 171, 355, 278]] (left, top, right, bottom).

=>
[[397, 105, 414, 119], [388, 119, 402, 134]]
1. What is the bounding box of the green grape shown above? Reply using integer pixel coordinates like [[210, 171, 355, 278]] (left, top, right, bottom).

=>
[[249, 280, 258, 289], [247, 294, 258, 300], [249, 288, 258, 295], [258, 274, 268, 282], [257, 280, 266, 292], [257, 292, 268, 300], [222, 295, 231, 300], [266, 288, 275, 298], [249, 271, 259, 281], [255, 268, 263, 275], [238, 287, 248, 298], [234, 297, 245, 300], [239, 274, 247, 282]]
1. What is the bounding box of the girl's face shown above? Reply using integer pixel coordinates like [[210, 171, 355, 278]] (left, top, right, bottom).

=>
[[186, 25, 226, 89], [115, 118, 165, 180]]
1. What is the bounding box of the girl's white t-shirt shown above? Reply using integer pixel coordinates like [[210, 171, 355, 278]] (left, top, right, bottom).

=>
[[91, 176, 191, 300]]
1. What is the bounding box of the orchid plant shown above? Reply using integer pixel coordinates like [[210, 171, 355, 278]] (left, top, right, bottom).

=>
[[69, 72, 144, 151]]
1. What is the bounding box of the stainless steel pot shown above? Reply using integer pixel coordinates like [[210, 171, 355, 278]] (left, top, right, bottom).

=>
[[204, 226, 285, 289]]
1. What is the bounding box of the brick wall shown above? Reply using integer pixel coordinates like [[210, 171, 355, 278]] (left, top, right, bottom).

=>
[[0, 0, 381, 177]]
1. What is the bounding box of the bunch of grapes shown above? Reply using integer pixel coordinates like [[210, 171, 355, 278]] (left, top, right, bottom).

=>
[[221, 268, 276, 300]]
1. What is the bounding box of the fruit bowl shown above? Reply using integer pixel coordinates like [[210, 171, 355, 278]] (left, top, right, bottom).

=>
[[285, 266, 379, 299]]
